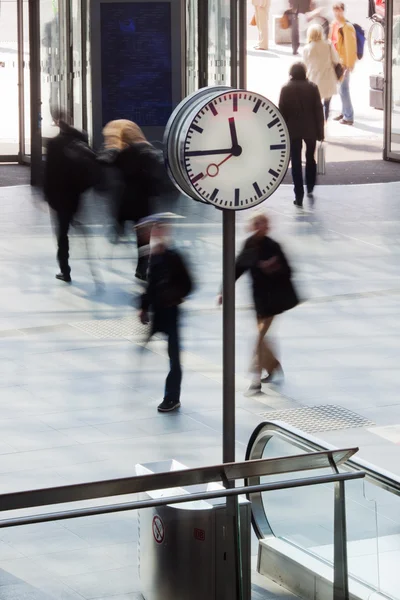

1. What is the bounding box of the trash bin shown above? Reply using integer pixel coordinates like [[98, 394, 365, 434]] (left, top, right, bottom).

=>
[[136, 460, 251, 600]]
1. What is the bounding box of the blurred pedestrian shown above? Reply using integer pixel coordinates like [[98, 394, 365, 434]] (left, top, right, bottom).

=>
[[98, 121, 126, 243], [289, 0, 311, 55], [43, 110, 100, 282], [103, 120, 163, 280], [279, 62, 324, 207], [231, 214, 298, 395], [252, 0, 271, 51], [306, 0, 331, 38], [303, 24, 340, 121], [330, 2, 357, 125], [139, 222, 193, 412]]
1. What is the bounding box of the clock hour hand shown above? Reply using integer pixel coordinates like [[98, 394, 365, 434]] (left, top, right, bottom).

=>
[[185, 148, 233, 157]]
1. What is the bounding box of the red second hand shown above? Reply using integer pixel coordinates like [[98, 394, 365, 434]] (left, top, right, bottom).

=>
[[204, 153, 233, 178]]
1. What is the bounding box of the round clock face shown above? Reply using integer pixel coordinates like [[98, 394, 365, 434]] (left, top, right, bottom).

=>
[[180, 90, 290, 210]]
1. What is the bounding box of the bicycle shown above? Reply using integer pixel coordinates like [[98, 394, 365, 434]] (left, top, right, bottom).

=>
[[368, 12, 385, 62]]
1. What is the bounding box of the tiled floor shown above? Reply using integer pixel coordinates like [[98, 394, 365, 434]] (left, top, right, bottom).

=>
[[0, 180, 400, 598]]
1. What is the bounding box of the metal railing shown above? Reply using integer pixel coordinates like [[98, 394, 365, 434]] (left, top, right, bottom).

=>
[[0, 448, 363, 600]]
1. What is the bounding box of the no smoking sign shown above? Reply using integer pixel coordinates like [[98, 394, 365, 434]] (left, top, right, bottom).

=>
[[152, 515, 165, 544]]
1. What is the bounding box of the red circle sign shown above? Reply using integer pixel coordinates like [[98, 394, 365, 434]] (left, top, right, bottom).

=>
[[152, 515, 165, 544]]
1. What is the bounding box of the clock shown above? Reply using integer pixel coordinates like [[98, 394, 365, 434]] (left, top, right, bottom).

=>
[[164, 87, 290, 211]]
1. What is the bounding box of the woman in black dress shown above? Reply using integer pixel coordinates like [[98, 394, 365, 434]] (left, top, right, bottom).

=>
[[235, 213, 299, 394]]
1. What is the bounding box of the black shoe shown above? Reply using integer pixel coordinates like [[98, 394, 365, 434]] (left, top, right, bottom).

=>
[[293, 50, 299, 56], [293, 200, 303, 208], [333, 114, 344, 121], [56, 273, 71, 283], [157, 399, 181, 413]]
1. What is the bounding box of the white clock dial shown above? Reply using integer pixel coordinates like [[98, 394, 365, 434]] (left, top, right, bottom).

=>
[[180, 90, 290, 210]]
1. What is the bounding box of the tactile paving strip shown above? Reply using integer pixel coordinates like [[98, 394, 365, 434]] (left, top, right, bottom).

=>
[[70, 317, 150, 341], [259, 404, 374, 433]]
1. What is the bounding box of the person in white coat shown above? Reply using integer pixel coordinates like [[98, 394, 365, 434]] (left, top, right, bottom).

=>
[[302, 24, 340, 121], [252, 0, 271, 50]]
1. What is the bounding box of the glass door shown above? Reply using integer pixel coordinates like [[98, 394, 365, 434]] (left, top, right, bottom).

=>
[[384, 0, 400, 160], [0, 0, 20, 159]]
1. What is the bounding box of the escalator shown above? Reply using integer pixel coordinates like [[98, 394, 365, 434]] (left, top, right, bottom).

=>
[[245, 421, 400, 600]]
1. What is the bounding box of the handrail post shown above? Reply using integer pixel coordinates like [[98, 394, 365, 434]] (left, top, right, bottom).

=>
[[333, 480, 349, 600]]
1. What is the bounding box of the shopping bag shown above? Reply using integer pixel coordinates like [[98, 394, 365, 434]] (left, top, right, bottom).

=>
[[250, 13, 256, 26], [317, 142, 326, 175]]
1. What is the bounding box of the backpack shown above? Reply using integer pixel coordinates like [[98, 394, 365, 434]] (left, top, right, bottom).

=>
[[64, 139, 101, 194], [353, 23, 366, 60]]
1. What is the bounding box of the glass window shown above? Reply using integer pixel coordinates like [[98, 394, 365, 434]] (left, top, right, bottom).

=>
[[208, 0, 231, 86], [0, 0, 19, 155]]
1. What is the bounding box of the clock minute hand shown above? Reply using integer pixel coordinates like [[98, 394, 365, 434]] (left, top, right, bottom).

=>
[[185, 148, 233, 157], [229, 117, 239, 147]]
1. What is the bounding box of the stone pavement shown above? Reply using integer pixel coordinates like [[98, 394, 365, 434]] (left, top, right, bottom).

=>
[[0, 180, 399, 598]]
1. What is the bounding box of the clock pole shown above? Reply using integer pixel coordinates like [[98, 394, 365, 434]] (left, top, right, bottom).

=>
[[222, 208, 236, 465]]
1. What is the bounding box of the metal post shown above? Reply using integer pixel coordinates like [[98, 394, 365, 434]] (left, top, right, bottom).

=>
[[222, 208, 241, 599], [198, 0, 209, 87], [17, 0, 25, 161], [230, 0, 238, 87], [333, 480, 349, 600], [238, 0, 247, 89], [29, 0, 42, 186], [222, 209, 236, 465]]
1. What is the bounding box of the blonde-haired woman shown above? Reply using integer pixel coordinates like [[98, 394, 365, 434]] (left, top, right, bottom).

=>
[[102, 120, 158, 280], [302, 23, 340, 121]]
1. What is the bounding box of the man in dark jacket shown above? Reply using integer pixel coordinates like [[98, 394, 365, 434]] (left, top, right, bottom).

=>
[[140, 222, 193, 412], [279, 62, 325, 207], [289, 0, 311, 54], [44, 111, 98, 282]]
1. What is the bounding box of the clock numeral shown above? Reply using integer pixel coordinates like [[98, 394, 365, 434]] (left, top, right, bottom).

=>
[[269, 169, 279, 178], [268, 117, 280, 129], [270, 144, 286, 150], [191, 124, 203, 134], [234, 188, 240, 207], [210, 188, 219, 202], [253, 99, 262, 113], [210, 103, 218, 116], [253, 182, 263, 198], [233, 94, 238, 112], [191, 172, 204, 184]]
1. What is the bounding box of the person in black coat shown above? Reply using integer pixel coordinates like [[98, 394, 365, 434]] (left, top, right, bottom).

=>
[[233, 213, 298, 395], [140, 222, 193, 412], [103, 120, 161, 281], [279, 62, 325, 207], [289, 0, 311, 54], [43, 111, 98, 282]]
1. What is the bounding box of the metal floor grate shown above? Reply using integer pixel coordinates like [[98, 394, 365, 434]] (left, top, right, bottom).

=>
[[259, 404, 375, 433], [70, 317, 150, 341]]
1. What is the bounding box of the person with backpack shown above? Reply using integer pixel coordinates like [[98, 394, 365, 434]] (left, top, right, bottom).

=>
[[139, 221, 193, 412], [330, 2, 358, 125], [43, 110, 100, 283]]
